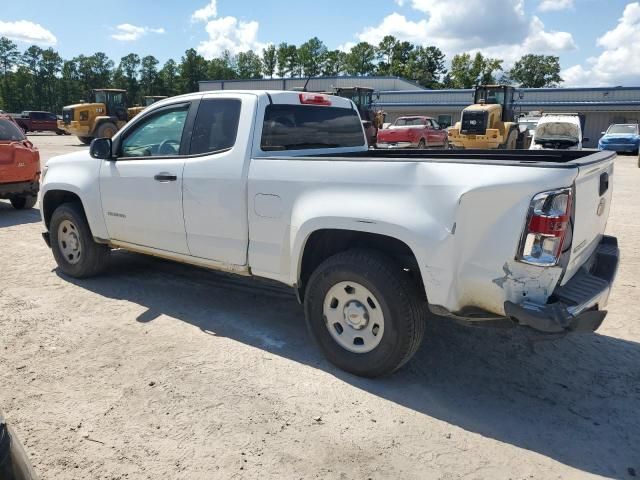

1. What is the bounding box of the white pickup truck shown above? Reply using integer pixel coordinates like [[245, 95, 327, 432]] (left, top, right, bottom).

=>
[[40, 91, 619, 377]]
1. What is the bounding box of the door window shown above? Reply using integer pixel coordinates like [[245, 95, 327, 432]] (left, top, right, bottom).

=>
[[120, 106, 189, 158], [190, 99, 241, 155]]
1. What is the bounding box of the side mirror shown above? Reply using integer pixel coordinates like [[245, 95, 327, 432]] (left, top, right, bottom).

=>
[[90, 138, 113, 160], [601, 131, 606, 135]]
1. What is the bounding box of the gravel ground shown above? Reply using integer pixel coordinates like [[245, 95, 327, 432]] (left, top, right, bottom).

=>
[[1, 134, 639, 480]]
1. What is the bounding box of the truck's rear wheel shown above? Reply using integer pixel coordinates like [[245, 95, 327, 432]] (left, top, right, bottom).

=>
[[78, 136, 93, 145], [304, 249, 427, 377], [10, 195, 37, 210], [96, 122, 117, 139], [49, 203, 109, 278]]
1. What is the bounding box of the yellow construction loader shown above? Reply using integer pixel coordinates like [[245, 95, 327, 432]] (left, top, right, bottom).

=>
[[58, 89, 129, 145], [127, 96, 168, 119], [448, 85, 523, 150]]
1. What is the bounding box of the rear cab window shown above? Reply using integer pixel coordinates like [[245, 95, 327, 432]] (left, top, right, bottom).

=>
[[261, 104, 365, 152]]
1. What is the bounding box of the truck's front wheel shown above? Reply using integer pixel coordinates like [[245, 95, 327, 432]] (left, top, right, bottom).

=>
[[78, 136, 93, 145], [304, 250, 427, 377], [50, 203, 109, 278]]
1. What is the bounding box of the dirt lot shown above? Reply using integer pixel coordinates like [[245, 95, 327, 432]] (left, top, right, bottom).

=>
[[1, 134, 639, 480]]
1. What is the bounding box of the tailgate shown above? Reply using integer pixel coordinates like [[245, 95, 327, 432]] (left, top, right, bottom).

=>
[[0, 142, 39, 183], [561, 155, 615, 285], [378, 129, 411, 142]]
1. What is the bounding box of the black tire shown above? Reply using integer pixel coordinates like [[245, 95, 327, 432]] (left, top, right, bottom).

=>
[[304, 249, 428, 377], [500, 129, 518, 150], [96, 122, 117, 139], [417, 139, 426, 149], [49, 202, 109, 278], [10, 195, 37, 210], [78, 136, 93, 145]]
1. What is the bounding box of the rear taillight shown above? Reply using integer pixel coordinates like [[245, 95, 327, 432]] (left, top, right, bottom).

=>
[[517, 188, 572, 266], [299, 93, 332, 106]]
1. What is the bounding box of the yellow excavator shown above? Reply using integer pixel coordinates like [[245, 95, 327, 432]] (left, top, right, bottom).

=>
[[58, 89, 129, 145], [127, 96, 168, 119], [448, 85, 523, 150]]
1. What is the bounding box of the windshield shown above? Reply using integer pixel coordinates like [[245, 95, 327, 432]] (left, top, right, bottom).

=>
[[144, 97, 157, 107], [394, 117, 425, 127], [0, 119, 26, 141], [607, 124, 639, 135]]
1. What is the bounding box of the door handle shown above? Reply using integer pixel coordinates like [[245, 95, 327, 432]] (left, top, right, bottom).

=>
[[154, 173, 177, 182]]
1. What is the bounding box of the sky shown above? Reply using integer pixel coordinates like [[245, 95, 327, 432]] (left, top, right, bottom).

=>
[[1, 0, 639, 86]]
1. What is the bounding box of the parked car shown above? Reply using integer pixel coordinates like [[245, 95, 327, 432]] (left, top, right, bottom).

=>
[[0, 411, 39, 480], [10, 111, 65, 135], [376, 116, 448, 149], [0, 115, 40, 210], [598, 123, 640, 154], [530, 114, 586, 150], [40, 91, 619, 377]]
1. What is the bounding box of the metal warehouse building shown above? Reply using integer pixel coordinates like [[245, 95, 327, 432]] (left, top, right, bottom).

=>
[[200, 76, 640, 149]]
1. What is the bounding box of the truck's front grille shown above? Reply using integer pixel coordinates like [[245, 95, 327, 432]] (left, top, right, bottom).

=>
[[461, 111, 488, 135], [62, 108, 73, 124]]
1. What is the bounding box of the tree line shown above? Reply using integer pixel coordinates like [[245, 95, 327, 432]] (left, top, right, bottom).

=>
[[0, 35, 563, 114]]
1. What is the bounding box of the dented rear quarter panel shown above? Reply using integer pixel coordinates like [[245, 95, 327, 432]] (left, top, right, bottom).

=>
[[248, 157, 579, 317]]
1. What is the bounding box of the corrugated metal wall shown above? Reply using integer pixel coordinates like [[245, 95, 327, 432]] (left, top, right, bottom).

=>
[[199, 76, 421, 92]]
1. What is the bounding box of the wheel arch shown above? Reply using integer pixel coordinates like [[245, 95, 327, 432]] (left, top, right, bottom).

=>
[[295, 227, 425, 302], [42, 189, 88, 231]]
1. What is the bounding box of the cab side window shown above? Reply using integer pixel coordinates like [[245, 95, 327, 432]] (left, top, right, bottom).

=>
[[189, 99, 241, 155], [120, 105, 189, 158]]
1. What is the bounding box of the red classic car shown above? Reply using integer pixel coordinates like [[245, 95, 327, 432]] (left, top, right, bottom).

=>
[[0, 115, 40, 210], [376, 116, 449, 149]]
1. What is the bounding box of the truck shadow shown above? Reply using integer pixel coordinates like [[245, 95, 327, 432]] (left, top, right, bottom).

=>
[[59, 250, 640, 479], [0, 202, 41, 227]]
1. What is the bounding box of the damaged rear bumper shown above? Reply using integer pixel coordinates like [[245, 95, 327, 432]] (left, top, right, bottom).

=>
[[505, 235, 619, 333]]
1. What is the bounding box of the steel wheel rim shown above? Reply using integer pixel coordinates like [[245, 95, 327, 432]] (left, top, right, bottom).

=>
[[323, 281, 385, 354], [57, 219, 82, 265]]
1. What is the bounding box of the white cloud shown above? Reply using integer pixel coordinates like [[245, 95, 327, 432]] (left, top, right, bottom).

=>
[[562, 2, 640, 86], [538, 0, 574, 12], [0, 20, 57, 46], [349, 0, 575, 67], [191, 0, 218, 22], [337, 41, 356, 53], [197, 16, 265, 57], [111, 23, 165, 42], [191, 1, 266, 58]]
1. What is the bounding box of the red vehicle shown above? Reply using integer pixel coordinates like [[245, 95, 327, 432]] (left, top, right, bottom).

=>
[[0, 115, 40, 210], [376, 116, 449, 149], [11, 111, 65, 135]]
